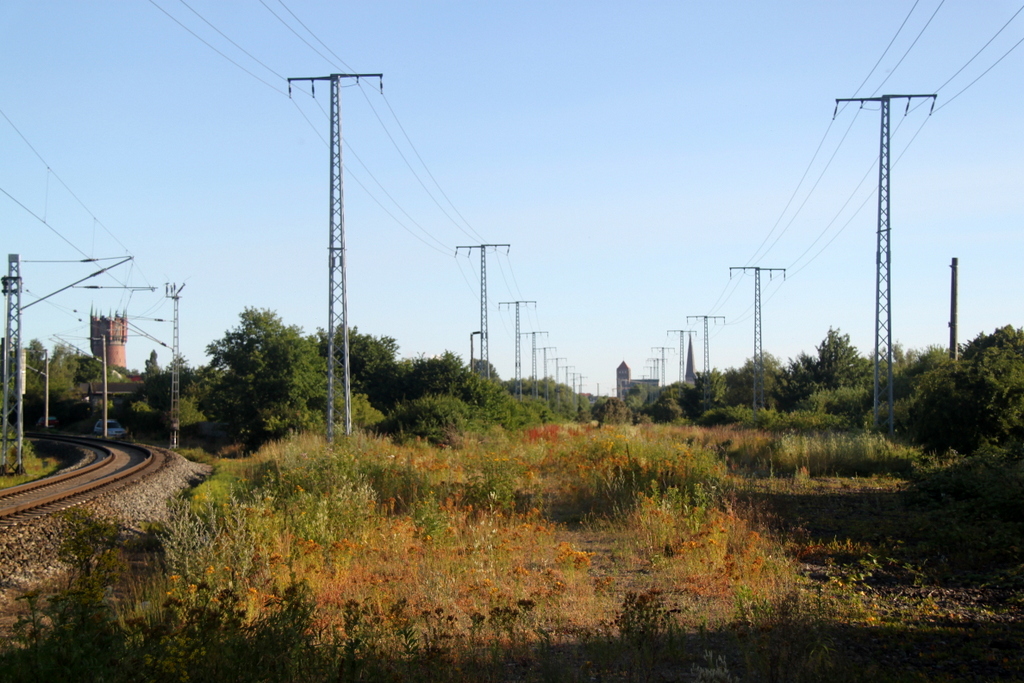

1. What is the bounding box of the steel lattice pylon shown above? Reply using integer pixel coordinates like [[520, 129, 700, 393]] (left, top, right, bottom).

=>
[[688, 315, 724, 411], [288, 73, 382, 441], [501, 301, 535, 400], [166, 283, 184, 449], [730, 267, 784, 417], [456, 244, 509, 379], [875, 96, 893, 433], [327, 76, 351, 440], [835, 93, 935, 434], [2, 254, 23, 474], [668, 329, 696, 385]]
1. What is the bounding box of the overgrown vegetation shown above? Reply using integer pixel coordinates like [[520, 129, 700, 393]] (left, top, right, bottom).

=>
[[4, 424, 1020, 681]]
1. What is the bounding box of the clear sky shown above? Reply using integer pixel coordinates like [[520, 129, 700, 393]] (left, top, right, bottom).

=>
[[3, 1, 1023, 395]]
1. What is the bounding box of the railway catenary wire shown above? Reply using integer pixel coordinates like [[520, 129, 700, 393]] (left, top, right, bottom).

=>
[[0, 434, 165, 527]]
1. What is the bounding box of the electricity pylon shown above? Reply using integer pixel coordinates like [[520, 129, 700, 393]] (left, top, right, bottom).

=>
[[551, 357, 566, 408], [499, 300, 535, 400], [668, 330, 696, 384], [729, 266, 785, 417], [2, 255, 22, 474], [165, 283, 185, 449], [565, 367, 576, 411], [521, 331, 548, 399], [835, 94, 935, 434], [652, 346, 674, 387], [2, 255, 132, 472], [456, 244, 510, 379], [540, 347, 556, 403], [289, 73, 383, 440], [687, 315, 725, 411]]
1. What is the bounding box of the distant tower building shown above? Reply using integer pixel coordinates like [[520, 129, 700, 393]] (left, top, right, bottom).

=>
[[91, 312, 128, 369], [684, 337, 697, 386], [616, 361, 631, 399]]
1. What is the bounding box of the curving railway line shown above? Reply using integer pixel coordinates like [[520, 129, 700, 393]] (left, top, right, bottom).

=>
[[0, 434, 166, 527]]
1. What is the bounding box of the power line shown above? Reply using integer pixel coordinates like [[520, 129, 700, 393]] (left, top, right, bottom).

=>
[[356, 84, 485, 243], [853, 0, 922, 97], [934, 3, 1024, 95], [0, 107, 139, 265], [177, 0, 286, 81], [274, 0, 355, 72], [870, 0, 947, 96], [936, 30, 1024, 112], [147, 0, 287, 95], [378, 91, 487, 243], [257, 0, 337, 70]]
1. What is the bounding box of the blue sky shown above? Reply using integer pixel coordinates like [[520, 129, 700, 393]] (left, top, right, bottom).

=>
[[3, 1, 1023, 395]]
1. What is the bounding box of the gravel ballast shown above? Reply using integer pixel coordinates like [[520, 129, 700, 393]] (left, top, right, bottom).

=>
[[0, 446, 211, 592]]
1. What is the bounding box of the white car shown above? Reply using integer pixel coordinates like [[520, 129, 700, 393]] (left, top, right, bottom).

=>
[[93, 419, 128, 438]]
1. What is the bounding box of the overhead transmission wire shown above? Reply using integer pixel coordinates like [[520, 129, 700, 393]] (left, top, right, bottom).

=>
[[155, 0, 463, 258], [253, 0, 494, 250], [196, 0, 518, 329], [453, 256, 479, 300], [736, 1, 924, 266], [300, 92, 455, 254], [934, 5, 1024, 112], [355, 83, 485, 244], [852, 0, 922, 96], [705, 3, 927, 319], [0, 184, 91, 260], [257, 0, 337, 70], [271, 3, 534, 345], [147, 0, 286, 95], [172, 0, 480, 256], [723, 0, 945, 316], [177, 0, 288, 81], [377, 91, 488, 243], [267, 0, 488, 245], [870, 0, 946, 96], [0, 108, 140, 279], [784, 1, 1024, 277], [273, 0, 355, 71], [745, 108, 864, 269], [784, 109, 920, 278]]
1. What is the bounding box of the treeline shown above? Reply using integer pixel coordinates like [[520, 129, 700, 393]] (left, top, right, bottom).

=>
[[120, 308, 582, 452], [20, 308, 1024, 459], [602, 326, 1024, 458]]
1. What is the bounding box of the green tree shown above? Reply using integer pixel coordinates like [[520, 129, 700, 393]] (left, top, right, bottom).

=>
[[680, 370, 726, 418], [645, 386, 685, 423], [723, 353, 783, 409], [318, 327, 404, 413], [22, 341, 87, 426], [144, 350, 161, 377], [778, 328, 871, 410], [206, 308, 326, 452], [911, 326, 1024, 454], [593, 397, 633, 425]]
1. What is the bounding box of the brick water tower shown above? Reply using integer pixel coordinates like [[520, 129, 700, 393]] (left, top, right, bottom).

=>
[[90, 312, 128, 369]]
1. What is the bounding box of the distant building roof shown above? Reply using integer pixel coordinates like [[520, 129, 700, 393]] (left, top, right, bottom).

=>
[[618, 361, 630, 370], [79, 382, 143, 396]]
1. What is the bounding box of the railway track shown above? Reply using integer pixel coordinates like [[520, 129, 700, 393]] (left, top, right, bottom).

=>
[[0, 434, 166, 527]]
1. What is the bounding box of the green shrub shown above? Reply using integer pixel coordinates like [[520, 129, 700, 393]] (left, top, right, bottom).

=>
[[908, 454, 1024, 524], [698, 405, 750, 427], [378, 394, 471, 445]]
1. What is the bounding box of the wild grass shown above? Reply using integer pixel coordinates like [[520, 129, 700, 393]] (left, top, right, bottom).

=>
[[1, 423, 957, 681], [0, 440, 61, 487]]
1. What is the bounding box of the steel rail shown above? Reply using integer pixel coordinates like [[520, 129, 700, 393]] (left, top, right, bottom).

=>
[[0, 434, 164, 524]]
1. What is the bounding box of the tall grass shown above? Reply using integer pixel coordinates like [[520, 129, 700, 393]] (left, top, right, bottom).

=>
[[2, 424, 873, 681]]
